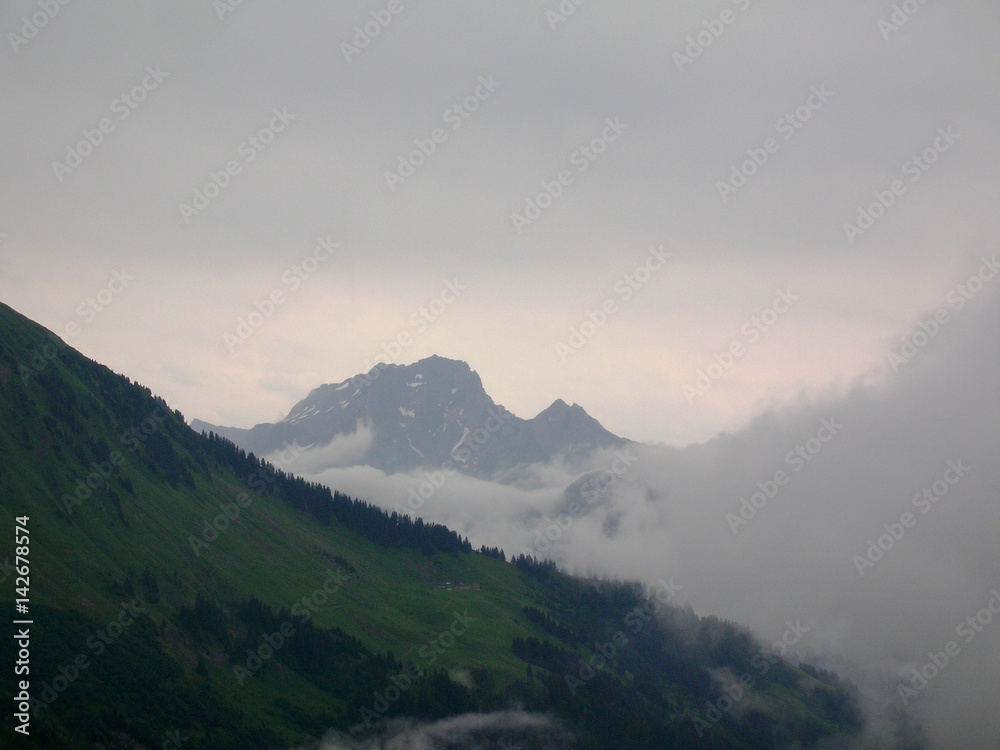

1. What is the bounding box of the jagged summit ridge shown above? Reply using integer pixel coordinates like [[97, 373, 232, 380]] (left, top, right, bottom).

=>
[[193, 355, 625, 476]]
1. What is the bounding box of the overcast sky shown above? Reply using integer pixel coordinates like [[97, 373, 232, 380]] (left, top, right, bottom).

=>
[[2, 1, 998, 447], [4, 4, 1000, 747]]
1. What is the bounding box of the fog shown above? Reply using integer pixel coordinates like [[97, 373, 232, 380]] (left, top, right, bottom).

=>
[[273, 286, 1000, 749], [293, 710, 569, 750]]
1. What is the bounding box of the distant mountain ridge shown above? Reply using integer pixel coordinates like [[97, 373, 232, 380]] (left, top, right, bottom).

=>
[[192, 355, 626, 476]]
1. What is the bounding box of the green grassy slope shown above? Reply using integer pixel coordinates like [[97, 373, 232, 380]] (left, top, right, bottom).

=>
[[0, 301, 864, 749]]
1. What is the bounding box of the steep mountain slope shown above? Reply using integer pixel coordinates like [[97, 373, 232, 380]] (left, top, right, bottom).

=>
[[530, 398, 622, 455], [0, 302, 866, 750], [193, 356, 625, 477]]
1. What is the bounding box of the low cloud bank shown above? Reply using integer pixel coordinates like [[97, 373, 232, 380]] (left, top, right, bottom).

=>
[[287, 292, 1000, 749], [295, 710, 570, 750]]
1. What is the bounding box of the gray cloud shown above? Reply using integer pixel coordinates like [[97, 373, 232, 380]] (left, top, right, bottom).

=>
[[287, 287, 1000, 749], [296, 710, 570, 750], [3, 1, 998, 443], [265, 421, 377, 472]]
